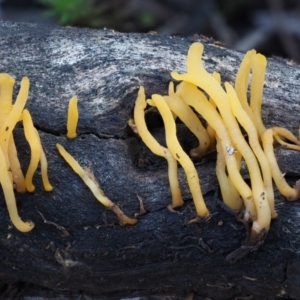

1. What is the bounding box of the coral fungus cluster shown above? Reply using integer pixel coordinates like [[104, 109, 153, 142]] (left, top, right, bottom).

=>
[[0, 74, 52, 232], [0, 72, 136, 232], [2, 41, 300, 247], [132, 42, 300, 246]]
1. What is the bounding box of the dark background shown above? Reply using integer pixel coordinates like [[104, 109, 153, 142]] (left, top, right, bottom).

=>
[[1, 0, 300, 62]]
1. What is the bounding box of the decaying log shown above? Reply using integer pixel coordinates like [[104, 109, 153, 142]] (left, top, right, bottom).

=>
[[0, 21, 300, 300]]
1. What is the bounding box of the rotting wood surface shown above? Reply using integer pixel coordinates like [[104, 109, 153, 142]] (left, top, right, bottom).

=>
[[0, 21, 300, 300]]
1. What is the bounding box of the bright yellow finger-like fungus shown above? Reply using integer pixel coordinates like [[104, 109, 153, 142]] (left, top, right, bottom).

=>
[[0, 76, 29, 187], [149, 94, 209, 218], [227, 83, 276, 219], [234, 49, 257, 126], [132, 41, 300, 252], [56, 143, 137, 225], [165, 82, 210, 157], [0, 74, 54, 231], [262, 129, 300, 201], [34, 128, 53, 191], [173, 44, 272, 233], [0, 147, 34, 232], [22, 109, 42, 192], [250, 54, 267, 136], [67, 95, 79, 139], [215, 136, 243, 211], [0, 74, 35, 231], [132, 86, 183, 209], [272, 127, 300, 150], [226, 83, 273, 236], [176, 81, 256, 221]]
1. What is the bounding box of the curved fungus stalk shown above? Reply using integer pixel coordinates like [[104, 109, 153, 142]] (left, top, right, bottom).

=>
[[0, 76, 29, 189], [227, 83, 275, 225], [34, 128, 53, 191], [67, 95, 79, 139], [234, 49, 257, 125], [215, 136, 243, 211], [272, 127, 300, 150], [8, 136, 26, 192], [56, 143, 137, 225], [205, 72, 221, 151], [132, 86, 183, 209], [22, 109, 42, 192], [262, 129, 300, 201], [149, 94, 209, 218], [250, 54, 267, 136], [0, 75, 34, 232], [165, 82, 210, 157], [0, 148, 34, 232], [176, 81, 256, 221]]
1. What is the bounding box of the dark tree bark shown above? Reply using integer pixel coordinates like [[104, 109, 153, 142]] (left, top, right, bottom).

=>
[[0, 21, 300, 300]]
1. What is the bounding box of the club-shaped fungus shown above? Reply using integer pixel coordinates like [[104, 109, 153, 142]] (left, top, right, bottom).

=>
[[0, 74, 54, 231], [227, 83, 276, 219], [176, 81, 256, 221], [0, 147, 34, 232], [132, 86, 183, 209], [148, 94, 209, 218], [56, 143, 137, 225], [133, 41, 300, 251], [164, 82, 210, 157], [67, 95, 79, 139], [215, 136, 243, 211], [262, 129, 300, 201]]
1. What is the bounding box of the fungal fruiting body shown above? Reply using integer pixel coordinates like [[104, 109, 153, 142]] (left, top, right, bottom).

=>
[[132, 42, 300, 247], [22, 109, 53, 192], [67, 95, 78, 139], [56, 143, 137, 225], [132, 86, 183, 209], [0, 74, 53, 232], [149, 94, 209, 217]]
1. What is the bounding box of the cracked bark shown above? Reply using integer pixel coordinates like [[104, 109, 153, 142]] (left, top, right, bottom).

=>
[[0, 21, 300, 300]]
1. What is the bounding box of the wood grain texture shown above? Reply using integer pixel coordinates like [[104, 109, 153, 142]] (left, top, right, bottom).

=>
[[0, 21, 300, 299]]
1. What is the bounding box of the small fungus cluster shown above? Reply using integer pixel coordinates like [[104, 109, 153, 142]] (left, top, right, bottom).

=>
[[0, 72, 136, 232], [0, 74, 52, 232], [131, 42, 300, 245], [57, 94, 137, 225]]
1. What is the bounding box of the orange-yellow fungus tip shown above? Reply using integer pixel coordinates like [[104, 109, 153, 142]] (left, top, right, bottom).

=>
[[56, 143, 137, 225], [67, 96, 79, 139]]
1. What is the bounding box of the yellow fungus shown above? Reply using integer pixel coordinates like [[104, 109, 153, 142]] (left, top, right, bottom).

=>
[[228, 82, 276, 218], [262, 129, 300, 201], [56, 143, 137, 225], [22, 109, 42, 192], [34, 128, 53, 191], [8, 136, 26, 192], [133, 41, 300, 248], [150, 94, 209, 218], [227, 82, 275, 225], [164, 82, 210, 157], [0, 146, 34, 232], [0, 76, 29, 187], [250, 54, 267, 136], [67, 95, 78, 139], [234, 49, 257, 125], [133, 86, 183, 209], [215, 136, 243, 211], [173, 44, 273, 232], [176, 81, 256, 220], [272, 127, 300, 150], [0, 75, 36, 231]]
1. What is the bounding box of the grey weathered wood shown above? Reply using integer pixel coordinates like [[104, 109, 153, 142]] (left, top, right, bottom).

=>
[[0, 21, 300, 299]]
